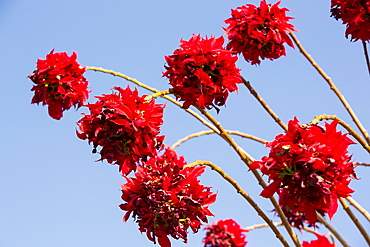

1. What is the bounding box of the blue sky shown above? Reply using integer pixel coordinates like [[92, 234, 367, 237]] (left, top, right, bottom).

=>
[[0, 0, 369, 246]]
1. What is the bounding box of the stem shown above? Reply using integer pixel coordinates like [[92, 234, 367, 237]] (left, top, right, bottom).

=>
[[197, 108, 302, 247], [310, 114, 370, 154], [346, 197, 370, 222], [354, 162, 370, 167], [85, 66, 219, 134], [339, 198, 370, 246], [171, 130, 266, 149], [316, 213, 349, 247], [244, 222, 320, 236], [242, 78, 287, 131], [289, 32, 370, 145], [186, 161, 290, 247], [144, 90, 171, 101], [362, 41, 370, 76]]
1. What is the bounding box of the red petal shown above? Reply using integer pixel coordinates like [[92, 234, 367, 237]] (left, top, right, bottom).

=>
[[328, 194, 338, 220], [260, 179, 281, 198], [48, 103, 63, 120], [157, 231, 171, 247]]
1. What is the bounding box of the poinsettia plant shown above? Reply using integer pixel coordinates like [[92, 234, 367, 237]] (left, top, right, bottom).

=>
[[28, 0, 370, 246]]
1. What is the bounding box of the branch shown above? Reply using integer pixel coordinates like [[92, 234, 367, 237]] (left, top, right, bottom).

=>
[[186, 161, 290, 247], [289, 32, 370, 145], [171, 130, 266, 149], [144, 90, 171, 101], [354, 162, 370, 167], [196, 107, 302, 247], [346, 197, 370, 222], [245, 222, 319, 235], [242, 78, 287, 131], [362, 41, 370, 76], [316, 213, 350, 247], [339, 198, 370, 245]]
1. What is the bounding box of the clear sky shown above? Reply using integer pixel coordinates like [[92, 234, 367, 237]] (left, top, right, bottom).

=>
[[0, 0, 369, 246]]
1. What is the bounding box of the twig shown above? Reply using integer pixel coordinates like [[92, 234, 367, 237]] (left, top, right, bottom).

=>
[[144, 90, 171, 101], [346, 197, 370, 222], [310, 114, 370, 154], [242, 78, 287, 131], [339, 198, 370, 245], [354, 162, 370, 167], [289, 32, 370, 145], [316, 213, 350, 247], [245, 222, 320, 236], [85, 66, 219, 134], [171, 130, 266, 149], [186, 161, 290, 247], [362, 41, 370, 76]]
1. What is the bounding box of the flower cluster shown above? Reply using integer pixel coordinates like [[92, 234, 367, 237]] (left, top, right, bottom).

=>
[[224, 0, 297, 65], [250, 118, 356, 225], [29, 50, 89, 120], [203, 219, 248, 247], [163, 34, 242, 110], [119, 148, 217, 247], [331, 0, 370, 42], [76, 86, 165, 175], [302, 233, 336, 247]]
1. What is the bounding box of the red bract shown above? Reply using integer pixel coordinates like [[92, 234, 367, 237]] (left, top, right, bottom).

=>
[[76, 86, 165, 175], [29, 50, 89, 120], [302, 233, 336, 247], [163, 34, 242, 110], [224, 0, 297, 65], [277, 193, 322, 229], [331, 0, 370, 42], [203, 219, 248, 247], [119, 148, 217, 247], [250, 118, 356, 225]]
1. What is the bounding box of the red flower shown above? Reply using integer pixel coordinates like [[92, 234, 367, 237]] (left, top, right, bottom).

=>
[[29, 50, 89, 120], [203, 219, 248, 247], [331, 0, 370, 42], [119, 148, 217, 247], [224, 1, 297, 65], [302, 233, 336, 247], [163, 35, 242, 110], [250, 118, 356, 225], [76, 86, 165, 175]]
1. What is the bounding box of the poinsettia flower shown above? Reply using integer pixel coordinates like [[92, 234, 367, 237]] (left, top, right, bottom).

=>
[[250, 117, 357, 225], [119, 148, 217, 247], [163, 34, 242, 110], [29, 50, 89, 120], [203, 219, 248, 247], [224, 0, 297, 65], [331, 0, 370, 42], [76, 86, 165, 175], [302, 233, 336, 247]]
